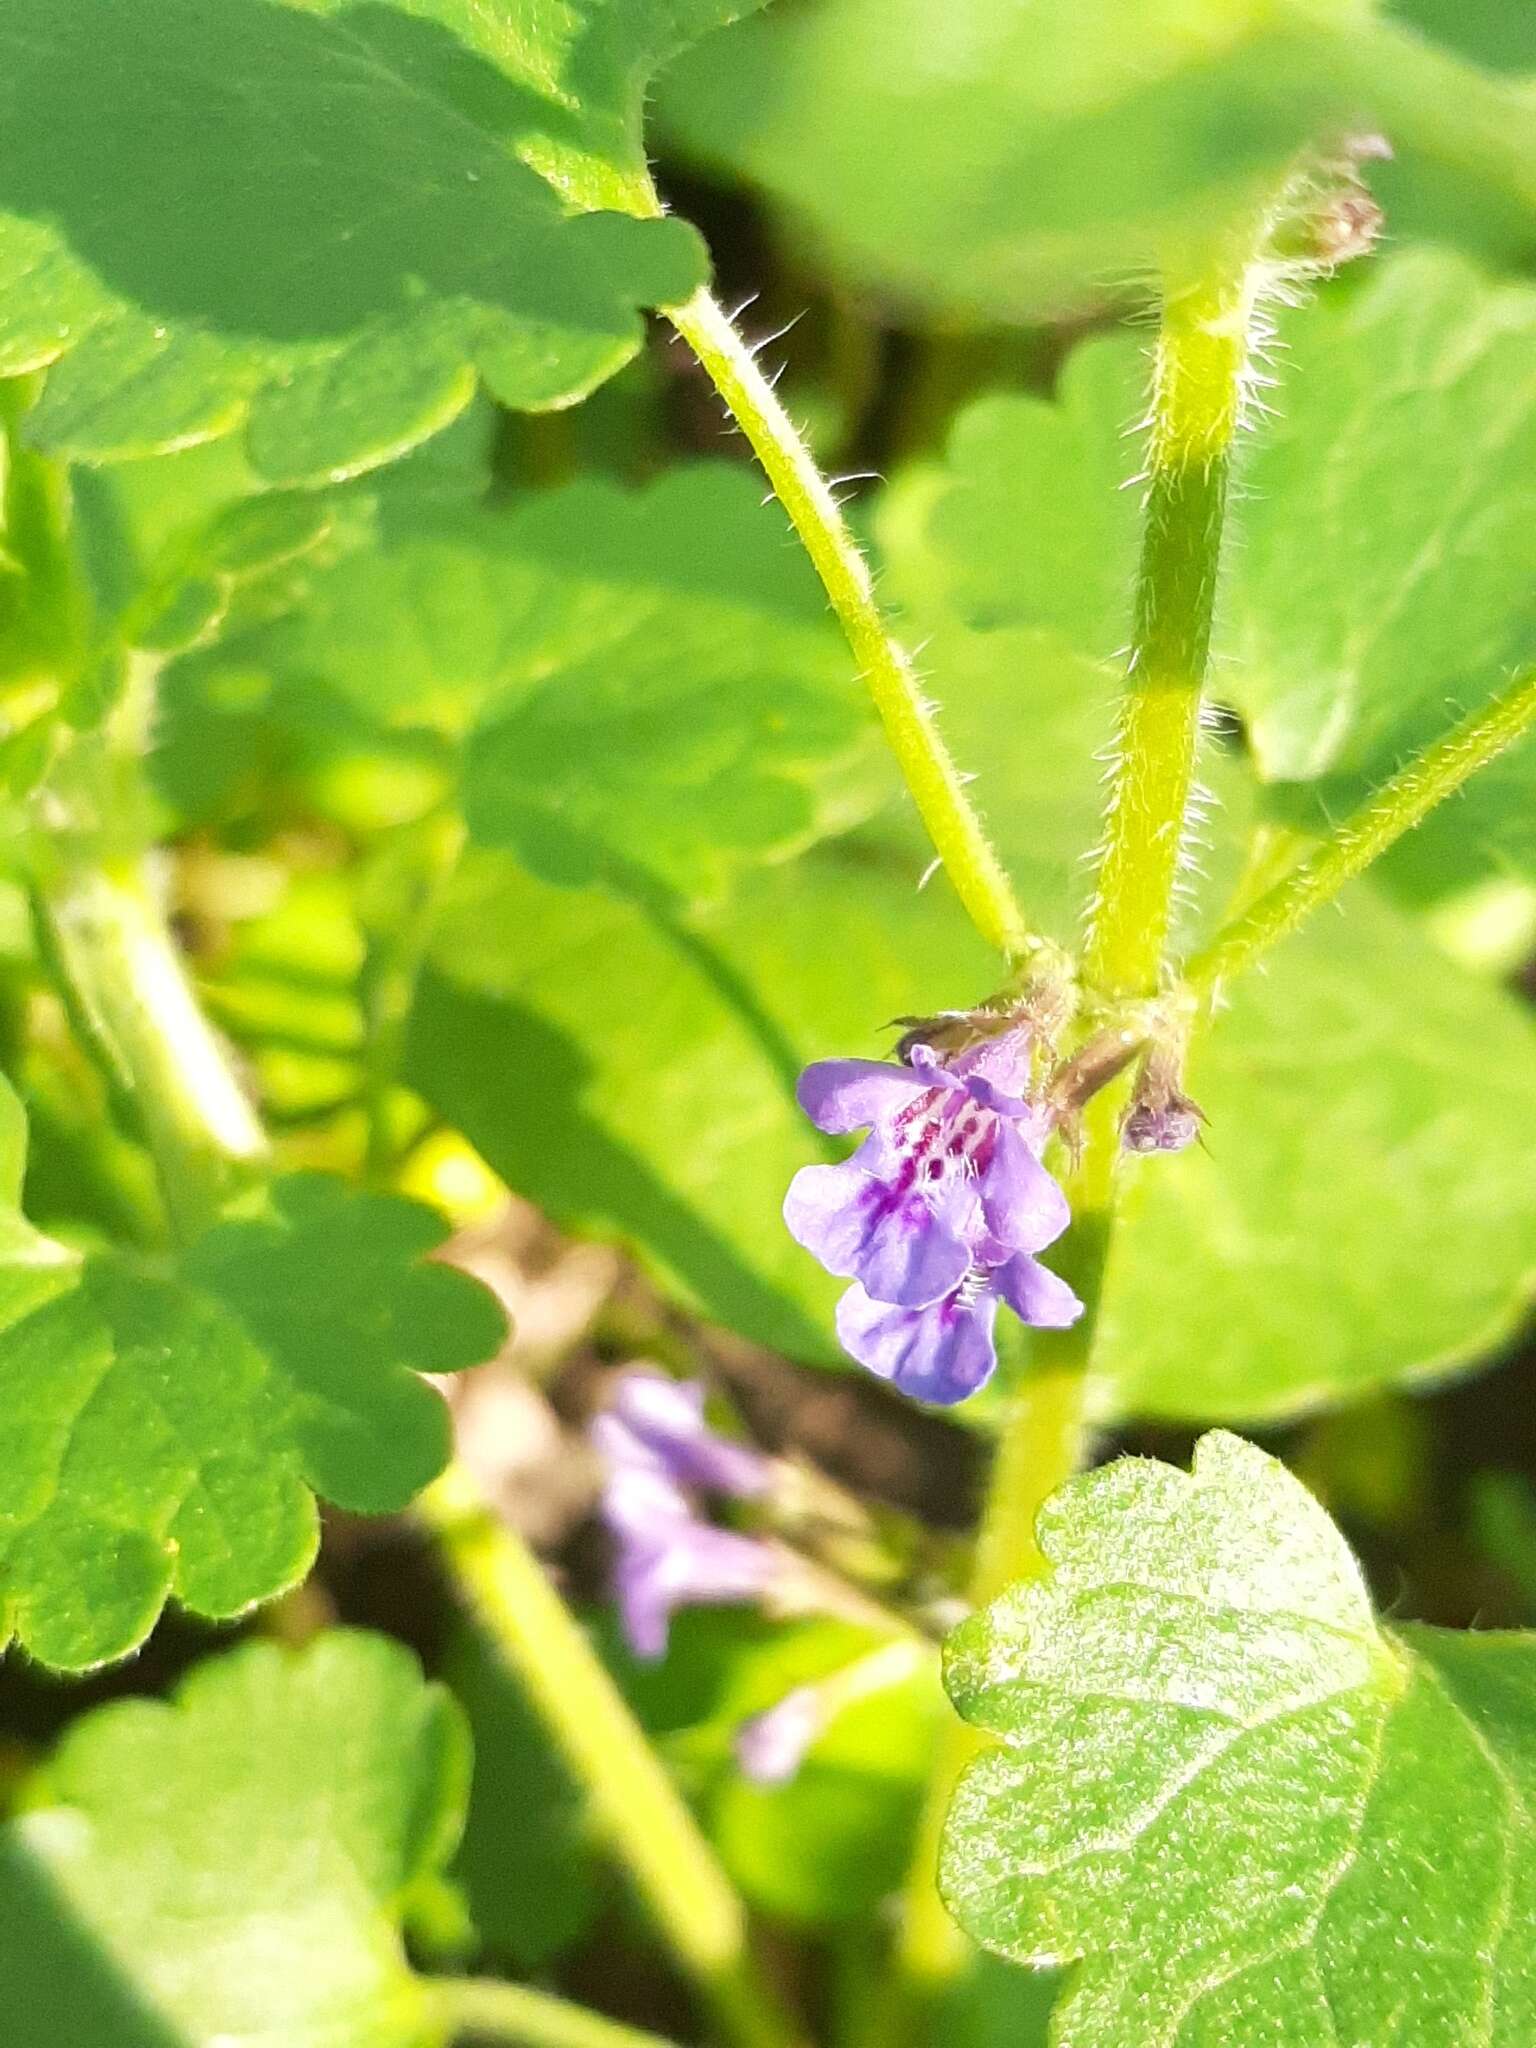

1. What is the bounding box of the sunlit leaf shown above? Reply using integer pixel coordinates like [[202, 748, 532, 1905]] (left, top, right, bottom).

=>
[[0, 1631, 469, 2048], [0, 0, 766, 483], [942, 1432, 1536, 2046], [0, 1121, 503, 1669], [225, 466, 873, 895], [1097, 887, 1536, 1421], [660, 0, 1534, 321]]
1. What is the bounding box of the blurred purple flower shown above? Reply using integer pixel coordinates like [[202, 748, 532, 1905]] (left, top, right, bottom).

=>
[[592, 1370, 769, 1499], [593, 1372, 776, 1659], [784, 1029, 1081, 1403], [734, 1685, 822, 1786]]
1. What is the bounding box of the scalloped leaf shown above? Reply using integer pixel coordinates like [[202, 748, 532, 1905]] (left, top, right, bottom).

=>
[[0, 1120, 504, 1669], [209, 465, 873, 895], [941, 1433, 1536, 2047], [0, 0, 765, 484], [0, 1631, 469, 2048], [1094, 886, 1536, 1422]]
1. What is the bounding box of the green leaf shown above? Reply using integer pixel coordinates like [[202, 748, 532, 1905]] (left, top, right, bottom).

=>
[[0, 0, 764, 485], [663, 0, 1536, 321], [230, 466, 874, 895], [408, 840, 992, 1365], [941, 1432, 1536, 2047], [1096, 887, 1536, 1420], [1216, 250, 1536, 899], [0, 1143, 504, 1670], [0, 1630, 469, 2048], [665, 0, 1493, 324]]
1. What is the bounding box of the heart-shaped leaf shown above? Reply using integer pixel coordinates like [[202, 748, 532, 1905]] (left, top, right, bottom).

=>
[[0, 1104, 504, 1669]]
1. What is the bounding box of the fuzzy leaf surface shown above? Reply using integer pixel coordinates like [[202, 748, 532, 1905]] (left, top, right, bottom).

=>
[[942, 1432, 1536, 2047], [0, 1141, 503, 1669], [0, 1632, 469, 2048], [0, 0, 763, 482]]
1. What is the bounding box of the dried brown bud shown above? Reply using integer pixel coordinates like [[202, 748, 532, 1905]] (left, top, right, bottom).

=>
[[1121, 1041, 1206, 1156]]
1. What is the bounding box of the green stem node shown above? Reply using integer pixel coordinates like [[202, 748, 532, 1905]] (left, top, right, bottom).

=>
[[665, 287, 1032, 962], [418, 1463, 806, 2048]]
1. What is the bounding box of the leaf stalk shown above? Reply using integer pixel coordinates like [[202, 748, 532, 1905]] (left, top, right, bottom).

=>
[[1185, 666, 1536, 995], [665, 287, 1034, 963], [417, 1462, 808, 2048]]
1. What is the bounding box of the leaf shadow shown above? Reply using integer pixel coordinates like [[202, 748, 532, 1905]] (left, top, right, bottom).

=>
[[0, 0, 662, 345], [0, 1832, 189, 2048], [406, 968, 831, 1361]]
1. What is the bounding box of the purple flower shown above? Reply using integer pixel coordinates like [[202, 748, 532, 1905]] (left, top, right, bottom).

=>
[[592, 1370, 769, 1499], [734, 1685, 822, 1786], [593, 1372, 777, 1659], [734, 1638, 931, 1786], [784, 1029, 1082, 1404]]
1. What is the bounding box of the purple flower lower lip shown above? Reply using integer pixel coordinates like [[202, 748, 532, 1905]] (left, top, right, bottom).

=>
[[837, 1278, 1001, 1405]]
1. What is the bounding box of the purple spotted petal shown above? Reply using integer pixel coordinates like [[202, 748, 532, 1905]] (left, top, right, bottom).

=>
[[995, 1253, 1084, 1330], [835, 1281, 1000, 1405], [796, 1058, 928, 1134], [783, 1161, 971, 1308], [978, 1119, 1071, 1254], [603, 1371, 768, 1497]]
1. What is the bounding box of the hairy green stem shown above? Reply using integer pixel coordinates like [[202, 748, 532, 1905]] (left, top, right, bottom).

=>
[[1186, 666, 1536, 994], [665, 286, 1031, 962], [891, 240, 1263, 2035], [418, 1463, 806, 2048], [430, 1975, 681, 2048], [32, 860, 265, 1242], [1085, 260, 1259, 996]]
